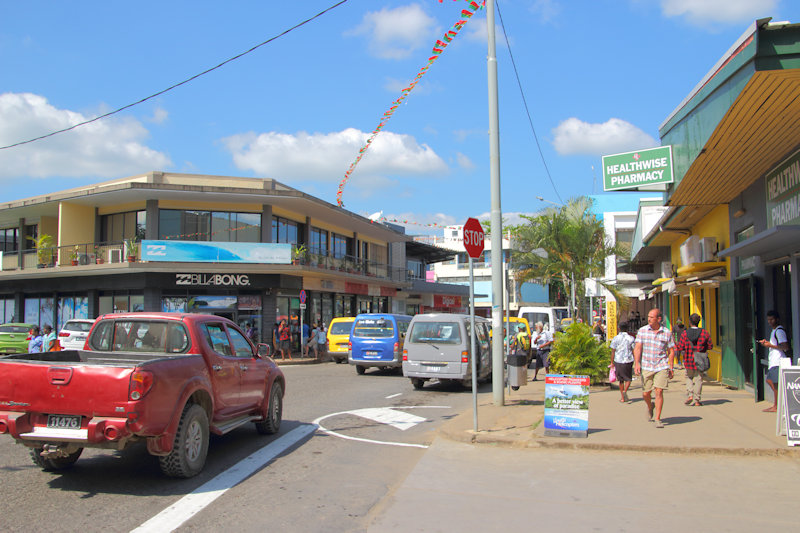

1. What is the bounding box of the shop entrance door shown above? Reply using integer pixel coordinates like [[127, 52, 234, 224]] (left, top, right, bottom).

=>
[[736, 277, 759, 398]]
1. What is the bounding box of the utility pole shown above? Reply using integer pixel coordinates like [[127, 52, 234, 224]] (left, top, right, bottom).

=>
[[486, 0, 504, 406]]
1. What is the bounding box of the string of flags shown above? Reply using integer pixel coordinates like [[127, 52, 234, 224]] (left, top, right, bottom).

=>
[[336, 0, 485, 207]]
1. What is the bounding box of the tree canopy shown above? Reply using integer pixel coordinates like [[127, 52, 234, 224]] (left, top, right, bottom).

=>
[[511, 196, 625, 319]]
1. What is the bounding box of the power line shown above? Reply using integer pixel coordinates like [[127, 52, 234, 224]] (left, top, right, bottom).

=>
[[0, 0, 350, 151], [495, 0, 563, 204]]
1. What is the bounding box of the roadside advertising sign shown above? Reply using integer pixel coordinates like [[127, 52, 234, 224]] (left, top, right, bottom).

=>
[[602, 145, 673, 191], [765, 148, 800, 228], [544, 374, 590, 438], [778, 366, 800, 446]]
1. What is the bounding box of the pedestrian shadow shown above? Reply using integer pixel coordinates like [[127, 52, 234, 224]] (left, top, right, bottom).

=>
[[662, 416, 701, 425], [696, 399, 731, 406]]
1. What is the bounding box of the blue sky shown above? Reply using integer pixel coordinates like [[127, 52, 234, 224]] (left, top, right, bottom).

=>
[[1, 0, 796, 233]]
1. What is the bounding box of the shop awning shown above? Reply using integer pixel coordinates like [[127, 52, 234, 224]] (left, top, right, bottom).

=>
[[718, 225, 800, 258]]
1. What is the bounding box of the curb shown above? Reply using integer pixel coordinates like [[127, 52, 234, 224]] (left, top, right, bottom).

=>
[[273, 357, 325, 366], [438, 422, 800, 458]]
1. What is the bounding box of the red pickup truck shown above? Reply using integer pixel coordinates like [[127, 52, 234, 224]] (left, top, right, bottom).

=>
[[0, 312, 285, 478]]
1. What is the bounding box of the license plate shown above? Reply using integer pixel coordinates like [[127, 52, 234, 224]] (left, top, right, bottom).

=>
[[365, 350, 378, 356], [75, 335, 86, 341], [47, 415, 81, 429]]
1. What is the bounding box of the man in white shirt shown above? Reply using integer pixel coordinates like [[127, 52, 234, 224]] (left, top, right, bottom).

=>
[[758, 310, 790, 413], [610, 321, 635, 403]]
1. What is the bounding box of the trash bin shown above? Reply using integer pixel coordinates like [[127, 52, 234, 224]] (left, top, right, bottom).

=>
[[507, 352, 528, 390]]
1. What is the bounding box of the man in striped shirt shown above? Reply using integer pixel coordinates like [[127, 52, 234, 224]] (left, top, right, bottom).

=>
[[634, 308, 675, 428]]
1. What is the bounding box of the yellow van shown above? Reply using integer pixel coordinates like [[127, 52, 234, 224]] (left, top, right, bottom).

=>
[[326, 316, 355, 363]]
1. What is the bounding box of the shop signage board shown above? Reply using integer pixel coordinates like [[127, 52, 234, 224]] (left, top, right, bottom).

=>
[[602, 146, 673, 191], [544, 374, 590, 438], [765, 148, 800, 228], [142, 240, 291, 264], [778, 366, 800, 446]]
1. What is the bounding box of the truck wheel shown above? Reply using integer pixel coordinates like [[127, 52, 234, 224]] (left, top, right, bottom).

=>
[[159, 403, 209, 478], [356, 365, 366, 375], [410, 378, 425, 390], [256, 382, 283, 435], [30, 447, 83, 471]]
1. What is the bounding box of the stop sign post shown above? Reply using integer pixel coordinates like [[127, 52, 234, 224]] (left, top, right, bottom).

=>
[[463, 217, 484, 432]]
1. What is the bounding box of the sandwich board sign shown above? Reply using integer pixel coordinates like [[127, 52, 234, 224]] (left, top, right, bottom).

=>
[[544, 374, 590, 438]]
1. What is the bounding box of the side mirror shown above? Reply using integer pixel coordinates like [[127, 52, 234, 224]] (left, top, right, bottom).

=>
[[256, 343, 272, 358]]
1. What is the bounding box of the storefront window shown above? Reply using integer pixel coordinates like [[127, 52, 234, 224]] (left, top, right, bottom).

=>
[[0, 298, 15, 322], [99, 292, 144, 314], [24, 296, 54, 328], [57, 296, 89, 328], [159, 210, 259, 241]]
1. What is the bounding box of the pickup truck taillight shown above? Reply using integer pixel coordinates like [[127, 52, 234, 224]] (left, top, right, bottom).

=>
[[129, 370, 154, 400]]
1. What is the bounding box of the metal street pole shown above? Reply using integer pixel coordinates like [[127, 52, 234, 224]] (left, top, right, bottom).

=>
[[487, 0, 504, 406], [469, 257, 478, 431]]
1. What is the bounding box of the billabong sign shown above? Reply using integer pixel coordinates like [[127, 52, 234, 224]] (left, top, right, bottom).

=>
[[602, 146, 673, 191], [176, 273, 251, 287]]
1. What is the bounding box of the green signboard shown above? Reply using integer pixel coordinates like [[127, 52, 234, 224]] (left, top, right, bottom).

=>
[[765, 148, 800, 228], [602, 146, 673, 191]]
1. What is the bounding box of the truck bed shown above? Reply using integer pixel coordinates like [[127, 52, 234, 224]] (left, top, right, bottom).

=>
[[1, 350, 180, 366]]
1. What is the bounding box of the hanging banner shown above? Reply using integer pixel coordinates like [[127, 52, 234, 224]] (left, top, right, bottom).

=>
[[544, 374, 590, 438]]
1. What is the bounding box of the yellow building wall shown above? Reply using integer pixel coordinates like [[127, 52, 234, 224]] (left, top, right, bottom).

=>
[[668, 206, 729, 382], [58, 202, 96, 246]]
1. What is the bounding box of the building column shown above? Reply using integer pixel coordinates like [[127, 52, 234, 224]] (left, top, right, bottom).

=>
[[145, 199, 159, 240], [143, 285, 161, 312], [262, 204, 273, 243]]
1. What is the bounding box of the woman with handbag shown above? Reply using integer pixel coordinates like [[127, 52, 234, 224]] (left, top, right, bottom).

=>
[[677, 313, 712, 406]]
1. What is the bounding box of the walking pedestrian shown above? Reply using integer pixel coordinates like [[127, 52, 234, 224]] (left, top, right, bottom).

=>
[[28, 326, 43, 353], [676, 313, 712, 407], [610, 321, 635, 403], [42, 324, 58, 351], [634, 308, 675, 428], [759, 310, 791, 412], [317, 321, 327, 359], [278, 319, 292, 361], [531, 322, 553, 381], [304, 323, 319, 358]]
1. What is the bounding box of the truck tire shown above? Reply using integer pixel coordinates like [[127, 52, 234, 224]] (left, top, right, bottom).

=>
[[255, 382, 283, 435], [410, 378, 425, 390], [159, 403, 209, 478], [30, 447, 83, 471], [355, 365, 366, 375]]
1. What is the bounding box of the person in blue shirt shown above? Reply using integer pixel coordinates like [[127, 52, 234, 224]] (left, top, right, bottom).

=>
[[28, 326, 44, 353]]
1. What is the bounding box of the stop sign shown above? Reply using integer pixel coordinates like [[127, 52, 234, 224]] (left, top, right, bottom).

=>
[[462, 217, 485, 259]]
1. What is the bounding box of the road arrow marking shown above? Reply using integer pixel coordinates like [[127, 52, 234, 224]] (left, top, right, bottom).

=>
[[349, 407, 426, 431]]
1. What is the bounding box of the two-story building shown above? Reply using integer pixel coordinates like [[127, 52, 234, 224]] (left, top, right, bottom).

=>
[[0, 172, 465, 350]]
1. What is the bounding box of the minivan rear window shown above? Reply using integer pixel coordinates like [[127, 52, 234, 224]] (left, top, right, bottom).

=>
[[409, 321, 462, 344], [330, 321, 354, 335], [353, 318, 394, 338]]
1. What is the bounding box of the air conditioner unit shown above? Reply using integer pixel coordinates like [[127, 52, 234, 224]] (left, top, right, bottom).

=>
[[660, 262, 673, 278], [700, 237, 717, 262], [679, 236, 702, 265], [108, 248, 122, 263]]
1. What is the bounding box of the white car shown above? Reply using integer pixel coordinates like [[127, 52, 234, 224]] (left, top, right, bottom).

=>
[[58, 319, 95, 350]]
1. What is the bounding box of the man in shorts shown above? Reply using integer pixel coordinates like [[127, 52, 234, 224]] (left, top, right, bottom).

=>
[[759, 310, 790, 412], [634, 308, 675, 428]]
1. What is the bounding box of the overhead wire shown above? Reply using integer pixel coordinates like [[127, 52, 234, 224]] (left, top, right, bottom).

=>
[[495, 0, 563, 204], [0, 0, 350, 151]]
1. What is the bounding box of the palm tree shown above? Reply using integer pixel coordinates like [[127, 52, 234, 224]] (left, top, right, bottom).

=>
[[511, 196, 626, 320]]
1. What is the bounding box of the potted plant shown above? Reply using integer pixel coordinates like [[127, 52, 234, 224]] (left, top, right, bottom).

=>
[[31, 233, 54, 268], [124, 238, 138, 262], [94, 244, 104, 264], [292, 244, 307, 265], [69, 245, 80, 266]]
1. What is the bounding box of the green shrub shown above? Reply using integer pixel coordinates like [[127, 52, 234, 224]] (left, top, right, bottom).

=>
[[549, 322, 610, 384]]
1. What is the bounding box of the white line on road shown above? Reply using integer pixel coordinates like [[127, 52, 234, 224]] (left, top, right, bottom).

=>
[[131, 424, 317, 533], [350, 407, 426, 430], [312, 406, 451, 449], [385, 393, 402, 399]]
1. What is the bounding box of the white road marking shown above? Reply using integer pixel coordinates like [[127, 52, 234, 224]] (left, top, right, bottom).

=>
[[131, 424, 317, 533], [385, 393, 402, 399], [350, 407, 425, 430], [312, 405, 451, 449]]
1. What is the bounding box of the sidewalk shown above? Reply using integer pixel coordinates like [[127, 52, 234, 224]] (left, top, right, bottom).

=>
[[438, 368, 797, 456]]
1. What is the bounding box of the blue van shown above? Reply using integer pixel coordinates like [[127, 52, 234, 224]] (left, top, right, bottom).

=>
[[348, 313, 412, 374]]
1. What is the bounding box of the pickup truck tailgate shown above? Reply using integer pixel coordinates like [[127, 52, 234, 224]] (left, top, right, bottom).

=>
[[0, 360, 134, 416]]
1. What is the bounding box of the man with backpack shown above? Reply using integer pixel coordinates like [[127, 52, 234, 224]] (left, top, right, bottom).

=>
[[759, 310, 791, 413], [676, 313, 712, 407], [515, 324, 531, 365]]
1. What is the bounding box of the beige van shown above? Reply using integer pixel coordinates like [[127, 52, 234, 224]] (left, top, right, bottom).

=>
[[402, 313, 491, 389]]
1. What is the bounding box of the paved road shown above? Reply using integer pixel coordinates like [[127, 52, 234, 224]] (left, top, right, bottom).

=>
[[0, 362, 480, 532]]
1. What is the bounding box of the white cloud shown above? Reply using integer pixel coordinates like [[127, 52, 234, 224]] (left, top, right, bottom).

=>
[[455, 152, 475, 171], [552, 117, 657, 156], [476, 211, 538, 228], [0, 92, 171, 179], [222, 127, 449, 184], [660, 0, 777, 26], [381, 211, 458, 234], [147, 107, 169, 124], [530, 0, 561, 24], [346, 4, 439, 60]]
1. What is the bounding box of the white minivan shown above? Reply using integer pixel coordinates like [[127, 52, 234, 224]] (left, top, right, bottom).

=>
[[518, 306, 570, 333], [402, 313, 491, 390]]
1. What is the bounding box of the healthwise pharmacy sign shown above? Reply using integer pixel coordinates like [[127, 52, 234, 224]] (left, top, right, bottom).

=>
[[766, 148, 800, 229], [602, 146, 673, 192]]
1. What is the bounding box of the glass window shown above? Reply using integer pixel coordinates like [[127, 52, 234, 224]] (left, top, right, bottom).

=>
[[100, 211, 146, 242], [204, 323, 234, 357], [310, 227, 328, 255], [332, 233, 348, 259], [0, 228, 19, 253], [409, 321, 461, 343], [352, 317, 394, 338], [272, 216, 300, 245], [159, 210, 182, 240], [228, 326, 254, 358]]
